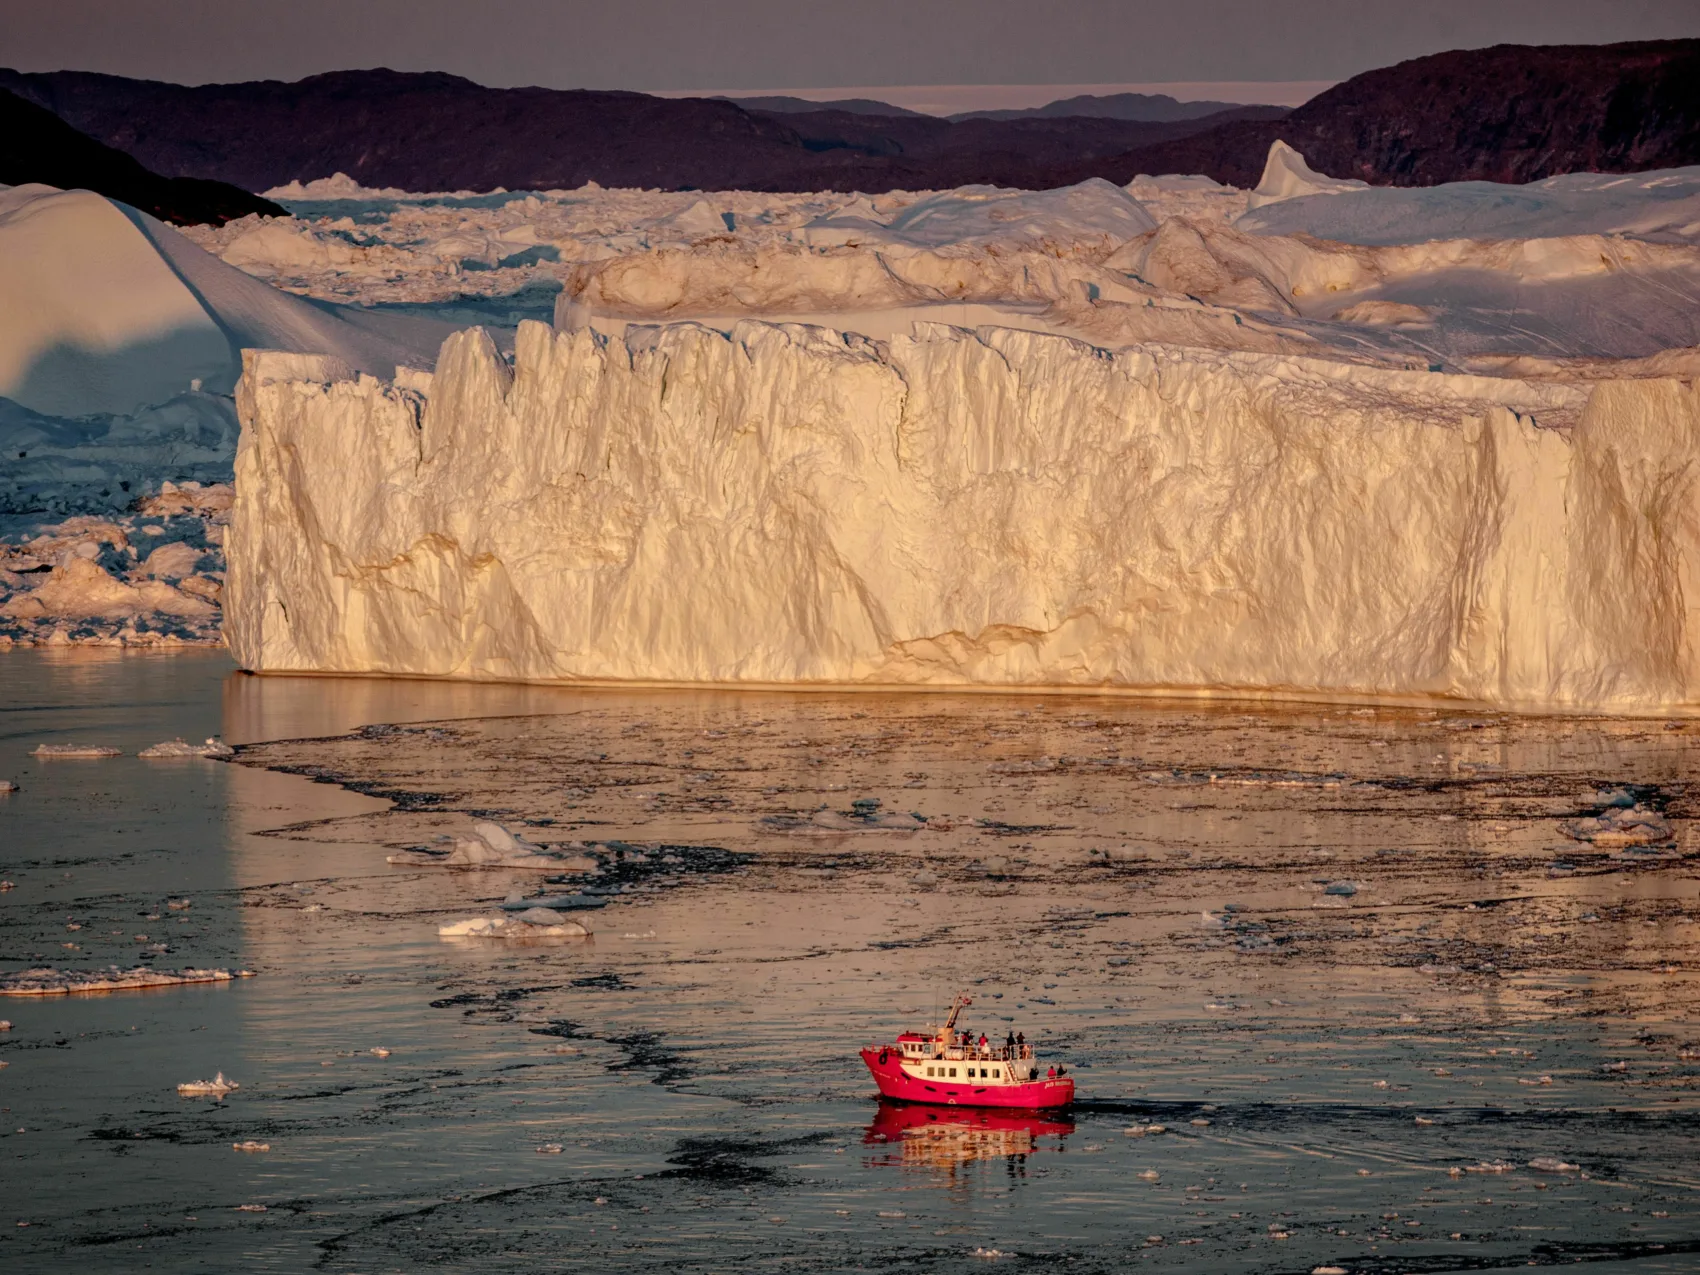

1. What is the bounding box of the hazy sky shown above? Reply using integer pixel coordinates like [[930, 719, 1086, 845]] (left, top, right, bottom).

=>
[[2, 0, 1695, 91]]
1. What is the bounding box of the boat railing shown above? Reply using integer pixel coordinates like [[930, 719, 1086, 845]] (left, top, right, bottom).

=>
[[943, 1044, 1035, 1063]]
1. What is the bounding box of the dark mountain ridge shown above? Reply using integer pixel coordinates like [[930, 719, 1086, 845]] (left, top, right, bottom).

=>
[[0, 87, 282, 225], [4, 40, 1694, 200], [1061, 39, 1700, 189], [0, 66, 1279, 195]]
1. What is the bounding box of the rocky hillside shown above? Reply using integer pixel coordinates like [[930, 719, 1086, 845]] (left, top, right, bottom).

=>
[[1080, 39, 1700, 188]]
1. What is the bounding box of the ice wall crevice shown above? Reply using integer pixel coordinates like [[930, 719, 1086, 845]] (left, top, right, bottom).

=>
[[228, 321, 1700, 709]]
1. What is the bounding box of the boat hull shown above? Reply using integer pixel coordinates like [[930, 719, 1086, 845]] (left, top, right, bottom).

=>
[[860, 1046, 1075, 1109]]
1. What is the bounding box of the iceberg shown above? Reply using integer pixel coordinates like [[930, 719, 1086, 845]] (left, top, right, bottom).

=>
[[1242, 141, 1368, 212], [227, 317, 1700, 710]]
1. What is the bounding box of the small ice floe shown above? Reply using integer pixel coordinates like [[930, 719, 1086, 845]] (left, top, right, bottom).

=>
[[232, 1140, 270, 1152], [139, 737, 234, 758], [439, 908, 592, 940], [1589, 786, 1636, 808], [1464, 1160, 1516, 1174], [0, 966, 254, 996], [389, 822, 596, 871], [177, 1071, 239, 1097], [167, 898, 192, 911], [1517, 1074, 1554, 1086], [235, 1203, 267, 1213], [1313, 1266, 1349, 1274], [1528, 1156, 1580, 1173], [971, 1248, 1010, 1259], [1415, 1116, 1435, 1125], [369, 1046, 391, 1058], [31, 744, 121, 758], [0, 780, 16, 793], [548, 1044, 581, 1055], [877, 1209, 906, 1218], [1561, 805, 1673, 847], [536, 1143, 564, 1154], [1323, 880, 1359, 896], [0, 1019, 10, 1030]]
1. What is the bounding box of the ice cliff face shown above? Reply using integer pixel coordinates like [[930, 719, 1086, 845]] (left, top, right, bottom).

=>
[[228, 319, 1700, 709]]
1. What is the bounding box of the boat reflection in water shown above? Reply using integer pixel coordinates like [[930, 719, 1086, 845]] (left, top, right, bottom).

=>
[[864, 1101, 1074, 1176]]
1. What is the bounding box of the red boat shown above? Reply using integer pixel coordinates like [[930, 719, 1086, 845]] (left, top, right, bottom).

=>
[[860, 993, 1075, 1109]]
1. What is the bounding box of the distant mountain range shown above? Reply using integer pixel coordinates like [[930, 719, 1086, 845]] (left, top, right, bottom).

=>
[[0, 67, 1281, 195], [2, 38, 1695, 217], [724, 91, 1260, 125], [721, 95, 927, 118], [0, 88, 281, 225], [948, 92, 1258, 124]]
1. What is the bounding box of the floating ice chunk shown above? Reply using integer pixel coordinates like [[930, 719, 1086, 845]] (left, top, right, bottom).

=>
[[0, 966, 253, 996], [1137, 1169, 1160, 1181], [139, 737, 234, 758], [177, 1071, 239, 1096], [809, 811, 861, 831], [31, 743, 120, 758], [1562, 805, 1672, 846], [1464, 1160, 1516, 1173], [0, 781, 15, 793], [537, 1142, 564, 1154], [1528, 1156, 1580, 1173], [1313, 1267, 1349, 1274], [388, 822, 592, 871], [438, 913, 591, 940], [369, 1046, 391, 1058], [232, 1140, 270, 1152], [235, 1203, 267, 1212], [1323, 881, 1359, 896]]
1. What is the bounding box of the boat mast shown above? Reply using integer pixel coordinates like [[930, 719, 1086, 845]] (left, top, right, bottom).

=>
[[939, 991, 972, 1044]]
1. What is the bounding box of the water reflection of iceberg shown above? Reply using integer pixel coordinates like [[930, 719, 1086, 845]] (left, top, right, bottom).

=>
[[864, 1101, 1073, 1170]]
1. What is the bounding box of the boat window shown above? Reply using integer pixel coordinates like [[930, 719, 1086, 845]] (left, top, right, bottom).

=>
[[925, 1066, 934, 1076], [948, 1067, 957, 1077], [993, 1068, 1001, 1078]]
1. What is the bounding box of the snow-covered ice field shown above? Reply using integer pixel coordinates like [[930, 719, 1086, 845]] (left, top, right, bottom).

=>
[[4, 146, 1700, 705]]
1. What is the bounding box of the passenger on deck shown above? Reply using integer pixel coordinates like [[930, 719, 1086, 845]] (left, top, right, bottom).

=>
[[1047, 1065, 1056, 1078]]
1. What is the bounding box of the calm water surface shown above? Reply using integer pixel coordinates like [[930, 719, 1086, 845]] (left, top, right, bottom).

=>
[[1, 651, 1697, 1272]]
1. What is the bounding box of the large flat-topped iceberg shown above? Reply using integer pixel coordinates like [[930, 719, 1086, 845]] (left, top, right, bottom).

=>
[[228, 319, 1700, 710]]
